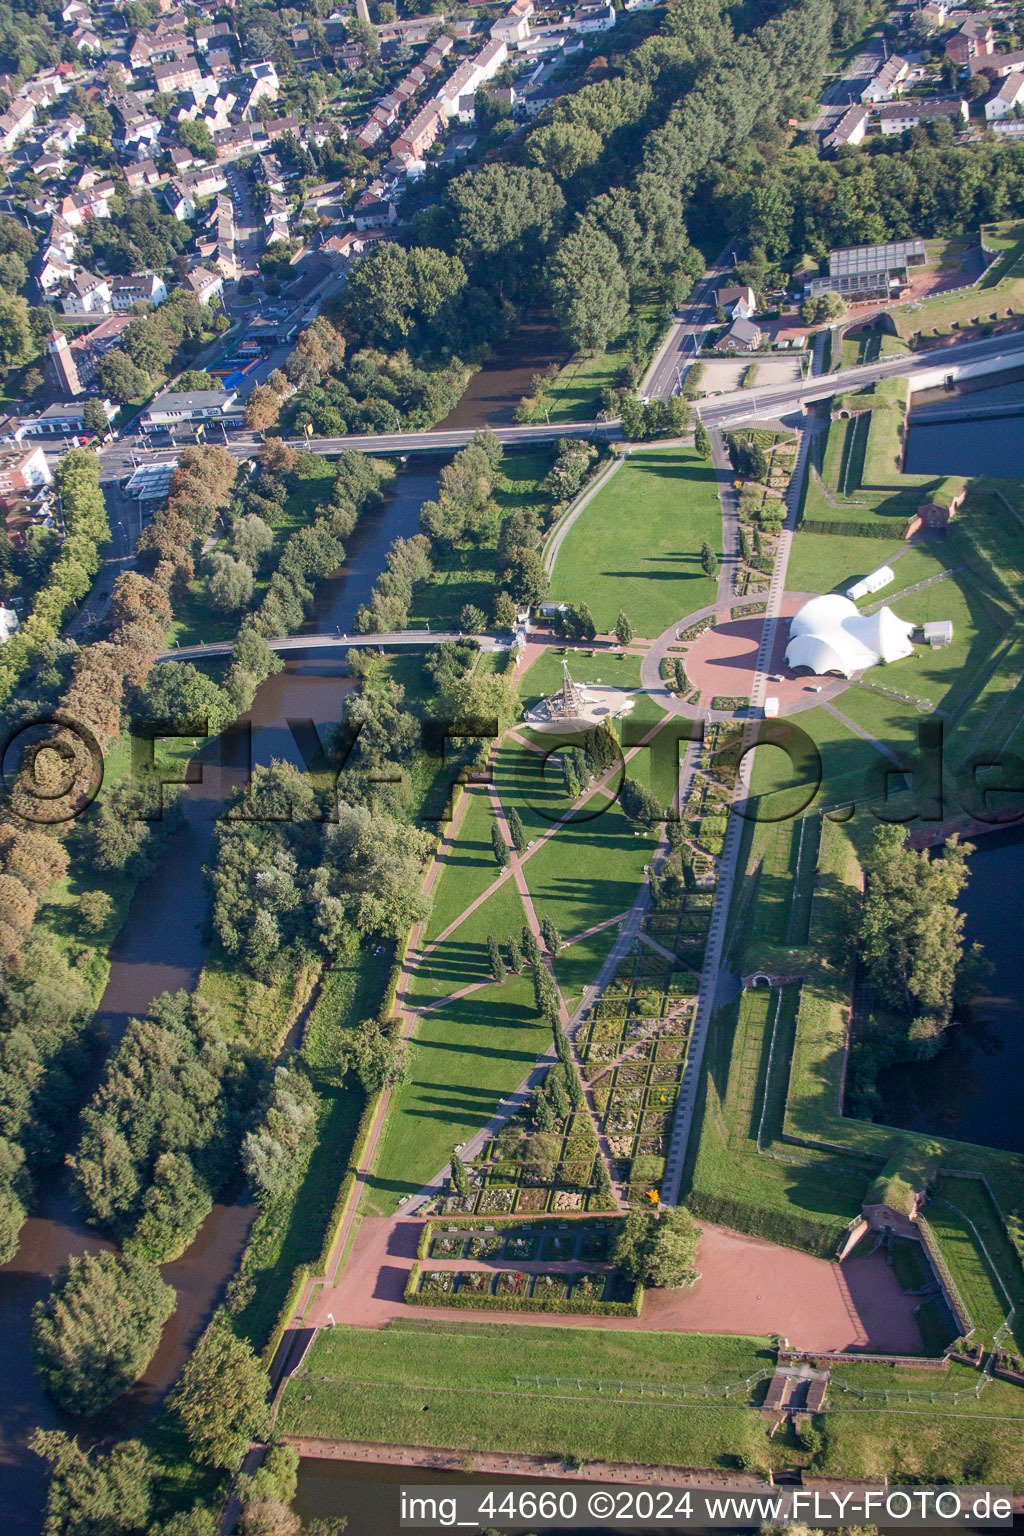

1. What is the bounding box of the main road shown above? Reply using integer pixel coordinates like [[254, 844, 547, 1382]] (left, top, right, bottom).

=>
[[697, 329, 1024, 430]]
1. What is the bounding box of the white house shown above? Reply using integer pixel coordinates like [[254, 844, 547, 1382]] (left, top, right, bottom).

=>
[[109, 272, 168, 310], [61, 270, 112, 315], [985, 73, 1024, 120], [571, 1, 615, 31], [0, 605, 20, 644]]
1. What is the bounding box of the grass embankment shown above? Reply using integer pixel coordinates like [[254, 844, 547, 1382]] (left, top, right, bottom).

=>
[[887, 221, 1024, 341], [279, 1323, 1024, 1483], [549, 447, 722, 636]]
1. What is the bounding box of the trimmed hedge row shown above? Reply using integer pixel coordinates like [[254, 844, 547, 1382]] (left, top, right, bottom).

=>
[[404, 1263, 643, 1317], [798, 519, 906, 538], [314, 1086, 382, 1276], [262, 1262, 311, 1371]]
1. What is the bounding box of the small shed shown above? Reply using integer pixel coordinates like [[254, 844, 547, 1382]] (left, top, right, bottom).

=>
[[923, 619, 953, 648], [763, 697, 779, 718], [846, 564, 895, 602]]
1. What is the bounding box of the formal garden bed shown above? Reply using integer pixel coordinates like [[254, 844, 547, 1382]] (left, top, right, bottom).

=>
[[405, 1261, 643, 1316]]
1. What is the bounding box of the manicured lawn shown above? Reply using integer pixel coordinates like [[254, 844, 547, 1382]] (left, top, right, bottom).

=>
[[549, 447, 722, 635], [370, 974, 549, 1211], [520, 799, 655, 942], [518, 647, 643, 710], [554, 921, 624, 1007], [422, 787, 500, 945], [786, 531, 908, 595], [406, 874, 527, 1005]]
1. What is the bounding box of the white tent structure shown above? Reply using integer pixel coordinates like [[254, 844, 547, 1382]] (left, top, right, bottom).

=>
[[785, 594, 915, 678]]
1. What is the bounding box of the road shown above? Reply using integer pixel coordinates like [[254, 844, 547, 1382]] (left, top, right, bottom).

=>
[[642, 240, 741, 402], [157, 629, 511, 662], [697, 331, 1024, 429]]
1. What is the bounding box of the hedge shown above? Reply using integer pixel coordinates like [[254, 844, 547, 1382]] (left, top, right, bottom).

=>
[[261, 1263, 310, 1370], [798, 519, 906, 538], [314, 1086, 383, 1276], [404, 1263, 643, 1317]]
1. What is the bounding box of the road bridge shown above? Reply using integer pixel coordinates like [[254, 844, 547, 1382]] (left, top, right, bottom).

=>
[[157, 629, 506, 663]]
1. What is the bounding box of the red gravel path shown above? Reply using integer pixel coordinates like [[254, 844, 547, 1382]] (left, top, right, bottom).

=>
[[309, 1217, 922, 1354]]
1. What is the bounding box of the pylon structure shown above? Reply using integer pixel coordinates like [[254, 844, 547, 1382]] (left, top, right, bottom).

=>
[[549, 660, 587, 718]]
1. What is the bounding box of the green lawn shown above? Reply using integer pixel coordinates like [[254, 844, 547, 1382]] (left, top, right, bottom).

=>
[[549, 447, 722, 636], [406, 874, 527, 1005], [554, 921, 624, 1007], [369, 973, 549, 1211], [422, 787, 501, 945], [519, 799, 655, 942]]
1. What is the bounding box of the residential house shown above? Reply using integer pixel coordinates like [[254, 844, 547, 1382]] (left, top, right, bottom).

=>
[[44, 111, 85, 153], [945, 15, 994, 64], [181, 163, 228, 201], [860, 53, 909, 102], [195, 21, 233, 50], [61, 269, 111, 315], [38, 248, 76, 294], [969, 47, 1024, 77], [0, 99, 35, 151], [152, 55, 203, 93], [32, 152, 67, 181], [491, 0, 533, 44], [437, 39, 508, 122], [823, 103, 869, 150], [716, 284, 756, 319], [0, 606, 22, 645], [237, 60, 279, 120], [43, 330, 82, 399], [571, 1, 615, 32], [353, 199, 399, 232], [182, 265, 223, 304], [70, 24, 102, 52], [66, 313, 133, 384], [391, 101, 444, 161], [109, 272, 167, 309], [985, 71, 1024, 118], [875, 96, 968, 133], [0, 446, 52, 495], [21, 400, 114, 436], [207, 49, 233, 79], [59, 181, 115, 227], [170, 146, 195, 173], [163, 179, 196, 220], [124, 159, 162, 190], [713, 316, 762, 352]]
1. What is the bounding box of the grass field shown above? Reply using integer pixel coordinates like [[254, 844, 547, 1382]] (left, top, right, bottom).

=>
[[369, 973, 550, 1211], [422, 788, 501, 945], [280, 1323, 1024, 1483], [518, 648, 643, 710], [406, 874, 528, 1005], [519, 798, 655, 942], [549, 447, 722, 636]]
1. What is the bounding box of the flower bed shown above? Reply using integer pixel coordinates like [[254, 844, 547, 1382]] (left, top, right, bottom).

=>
[[515, 1187, 549, 1213], [506, 1231, 542, 1260], [418, 1270, 456, 1295], [430, 1233, 466, 1260], [467, 1233, 502, 1260], [477, 1187, 515, 1214], [495, 1269, 528, 1296], [531, 1273, 567, 1301], [404, 1263, 643, 1316], [458, 1270, 491, 1294], [553, 1190, 585, 1211], [569, 1271, 607, 1301]]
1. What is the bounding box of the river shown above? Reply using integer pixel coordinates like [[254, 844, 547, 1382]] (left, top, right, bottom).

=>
[[0, 319, 566, 1531], [876, 825, 1024, 1153], [903, 377, 1024, 478]]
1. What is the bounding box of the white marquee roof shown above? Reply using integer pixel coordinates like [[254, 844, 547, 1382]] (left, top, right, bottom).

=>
[[786, 594, 915, 678]]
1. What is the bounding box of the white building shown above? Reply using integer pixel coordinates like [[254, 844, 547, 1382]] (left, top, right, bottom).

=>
[[0, 604, 19, 643], [985, 73, 1024, 120], [785, 594, 915, 678], [61, 270, 112, 315], [845, 564, 895, 602], [571, 1, 615, 31]]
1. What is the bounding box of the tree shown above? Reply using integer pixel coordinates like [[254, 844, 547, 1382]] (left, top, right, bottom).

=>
[[98, 351, 150, 403], [82, 400, 109, 439], [694, 419, 711, 458], [206, 553, 254, 614], [615, 611, 634, 646], [533, 963, 559, 1024], [172, 1323, 271, 1468], [32, 1252, 175, 1415], [177, 118, 217, 161], [800, 290, 847, 325], [449, 1150, 470, 1199], [0, 293, 31, 370], [506, 805, 526, 853], [541, 916, 562, 956], [613, 1206, 701, 1287], [593, 1157, 616, 1209], [619, 776, 663, 826], [490, 821, 509, 868], [244, 385, 281, 432], [522, 926, 542, 969], [232, 515, 274, 571], [459, 603, 487, 634], [549, 229, 629, 354], [487, 933, 506, 984], [700, 541, 718, 578], [506, 935, 523, 973], [78, 889, 114, 932], [29, 1431, 154, 1536], [140, 661, 233, 734]]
